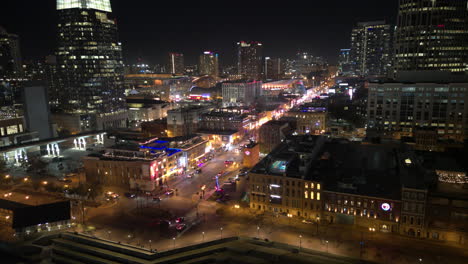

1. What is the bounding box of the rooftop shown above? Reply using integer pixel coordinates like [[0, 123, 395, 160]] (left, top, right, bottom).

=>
[[251, 136, 433, 200]]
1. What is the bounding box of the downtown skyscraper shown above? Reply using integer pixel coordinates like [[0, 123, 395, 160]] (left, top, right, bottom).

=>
[[0, 26, 22, 79], [55, 0, 125, 116], [237, 41, 262, 80], [350, 21, 393, 77], [168, 52, 184, 75], [394, 0, 468, 74], [199, 51, 219, 77]]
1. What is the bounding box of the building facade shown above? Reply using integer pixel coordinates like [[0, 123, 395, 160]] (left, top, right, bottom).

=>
[[166, 106, 212, 137], [285, 105, 327, 135], [0, 26, 22, 78], [221, 80, 262, 107], [367, 82, 468, 141], [199, 51, 219, 77], [394, 0, 468, 73], [350, 21, 393, 76], [169, 52, 184, 75], [264, 57, 284, 80], [55, 0, 125, 116], [237, 41, 262, 80], [258, 120, 291, 154]]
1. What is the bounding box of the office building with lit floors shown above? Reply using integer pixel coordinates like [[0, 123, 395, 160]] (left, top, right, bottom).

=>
[[394, 0, 468, 74], [367, 82, 468, 141], [237, 41, 263, 80], [54, 0, 127, 131]]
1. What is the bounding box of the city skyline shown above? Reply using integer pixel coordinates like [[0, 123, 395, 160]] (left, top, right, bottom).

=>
[[1, 1, 398, 65]]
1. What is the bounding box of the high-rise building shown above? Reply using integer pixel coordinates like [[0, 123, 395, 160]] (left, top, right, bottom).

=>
[[0, 26, 22, 78], [199, 51, 219, 77], [264, 57, 284, 80], [338, 48, 353, 75], [55, 0, 125, 115], [237, 41, 262, 80], [394, 0, 468, 74], [350, 21, 393, 76], [169, 52, 184, 75]]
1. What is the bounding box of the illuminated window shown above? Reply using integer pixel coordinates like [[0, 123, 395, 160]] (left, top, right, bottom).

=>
[[311, 183, 314, 189], [305, 183, 308, 189], [317, 184, 321, 190], [304, 191, 308, 199], [317, 193, 321, 200], [310, 191, 314, 200]]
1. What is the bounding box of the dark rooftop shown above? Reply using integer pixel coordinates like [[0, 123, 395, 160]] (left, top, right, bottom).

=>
[[251, 136, 433, 200]]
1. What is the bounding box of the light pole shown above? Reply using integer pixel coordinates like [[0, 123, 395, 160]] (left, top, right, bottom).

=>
[[325, 240, 329, 253], [149, 240, 152, 251], [257, 226, 260, 238], [299, 235, 302, 250], [220, 227, 223, 239], [107, 230, 111, 240], [316, 217, 320, 235], [172, 237, 176, 249], [202, 232, 205, 242]]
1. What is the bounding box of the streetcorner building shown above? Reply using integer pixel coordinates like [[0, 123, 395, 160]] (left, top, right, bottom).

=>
[[249, 136, 429, 235], [54, 0, 127, 131], [84, 135, 209, 191]]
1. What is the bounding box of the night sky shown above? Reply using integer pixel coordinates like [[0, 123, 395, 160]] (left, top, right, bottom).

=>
[[1, 1, 398, 65]]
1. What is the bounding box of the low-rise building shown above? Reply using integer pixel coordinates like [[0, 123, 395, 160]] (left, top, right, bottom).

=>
[[166, 106, 212, 137], [222, 80, 262, 107], [258, 120, 292, 154], [126, 95, 171, 126], [249, 136, 428, 235], [197, 111, 250, 147], [84, 135, 209, 191], [285, 104, 327, 135], [0, 194, 70, 238]]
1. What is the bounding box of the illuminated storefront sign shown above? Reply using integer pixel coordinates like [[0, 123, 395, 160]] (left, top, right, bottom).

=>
[[381, 203, 391, 211]]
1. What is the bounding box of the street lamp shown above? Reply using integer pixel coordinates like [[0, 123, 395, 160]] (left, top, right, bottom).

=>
[[149, 240, 152, 251], [107, 230, 111, 240], [325, 240, 329, 253], [299, 235, 302, 250], [202, 232, 205, 242], [172, 237, 176, 249], [257, 226, 260, 238], [419, 258, 423, 262], [220, 227, 223, 239]]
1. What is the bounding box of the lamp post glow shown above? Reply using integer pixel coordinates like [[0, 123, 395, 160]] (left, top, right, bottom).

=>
[[257, 226, 260, 237], [202, 232, 205, 242], [220, 227, 223, 239], [172, 237, 176, 249], [299, 235, 302, 250], [149, 240, 152, 251], [325, 240, 329, 253]]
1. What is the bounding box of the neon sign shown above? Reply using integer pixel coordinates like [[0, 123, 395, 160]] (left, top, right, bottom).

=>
[[381, 203, 391, 211]]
